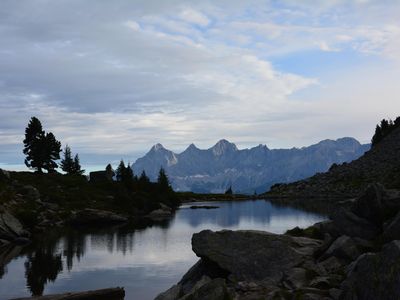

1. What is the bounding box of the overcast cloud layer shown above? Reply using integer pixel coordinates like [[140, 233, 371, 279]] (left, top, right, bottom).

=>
[[1, 0, 400, 170]]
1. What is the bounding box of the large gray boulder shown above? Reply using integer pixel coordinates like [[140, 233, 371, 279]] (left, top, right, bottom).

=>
[[180, 278, 230, 300], [192, 230, 322, 284], [340, 240, 400, 300], [0, 208, 29, 242], [331, 208, 379, 240], [320, 235, 361, 262], [146, 205, 173, 221], [155, 284, 182, 300]]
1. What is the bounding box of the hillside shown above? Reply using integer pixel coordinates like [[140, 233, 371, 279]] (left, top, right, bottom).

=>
[[267, 125, 400, 199], [132, 138, 370, 194]]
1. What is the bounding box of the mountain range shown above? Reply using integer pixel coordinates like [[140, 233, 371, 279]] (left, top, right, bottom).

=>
[[132, 138, 370, 194], [268, 125, 400, 198]]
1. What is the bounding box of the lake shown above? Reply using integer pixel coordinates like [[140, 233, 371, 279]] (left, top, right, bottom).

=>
[[0, 200, 326, 300]]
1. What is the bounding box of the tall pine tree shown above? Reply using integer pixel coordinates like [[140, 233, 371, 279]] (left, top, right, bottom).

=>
[[116, 160, 126, 182], [42, 132, 61, 173], [60, 145, 74, 174], [72, 154, 84, 175], [157, 167, 171, 192], [23, 117, 61, 173]]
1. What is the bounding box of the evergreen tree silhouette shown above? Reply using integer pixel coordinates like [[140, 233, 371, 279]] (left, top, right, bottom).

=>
[[72, 154, 84, 175], [225, 186, 233, 195], [23, 117, 61, 173], [60, 145, 74, 174], [116, 160, 126, 182], [157, 167, 170, 192], [42, 132, 61, 173]]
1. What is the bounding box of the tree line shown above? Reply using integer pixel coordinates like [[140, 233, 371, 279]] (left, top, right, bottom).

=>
[[110, 160, 172, 192], [23, 116, 83, 174], [23, 116, 172, 192], [372, 117, 400, 146]]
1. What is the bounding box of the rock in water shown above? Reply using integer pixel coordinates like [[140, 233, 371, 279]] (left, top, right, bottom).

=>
[[191, 230, 322, 284], [69, 208, 128, 226], [340, 240, 400, 300]]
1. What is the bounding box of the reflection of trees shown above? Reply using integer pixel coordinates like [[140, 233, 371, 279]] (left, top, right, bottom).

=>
[[25, 249, 63, 296], [63, 230, 86, 271]]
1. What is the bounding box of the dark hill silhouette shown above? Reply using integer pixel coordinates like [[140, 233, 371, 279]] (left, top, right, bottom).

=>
[[267, 125, 400, 198]]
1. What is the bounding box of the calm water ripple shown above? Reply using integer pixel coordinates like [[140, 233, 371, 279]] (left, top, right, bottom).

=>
[[0, 200, 326, 300]]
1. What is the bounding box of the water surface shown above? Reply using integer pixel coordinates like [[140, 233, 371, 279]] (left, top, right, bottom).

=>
[[0, 200, 325, 300]]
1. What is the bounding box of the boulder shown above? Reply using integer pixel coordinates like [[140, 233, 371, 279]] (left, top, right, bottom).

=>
[[351, 183, 384, 226], [319, 256, 345, 274], [146, 208, 173, 221], [0, 210, 28, 241], [382, 210, 400, 242], [310, 221, 340, 239], [180, 278, 230, 300], [331, 208, 379, 240], [340, 240, 400, 299], [282, 267, 309, 290], [309, 275, 342, 290], [192, 230, 322, 284], [320, 235, 360, 262], [155, 284, 182, 300], [69, 209, 128, 226]]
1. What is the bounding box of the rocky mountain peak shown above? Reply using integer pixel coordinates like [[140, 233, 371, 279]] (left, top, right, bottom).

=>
[[151, 143, 166, 152], [211, 139, 238, 156], [184, 143, 200, 152]]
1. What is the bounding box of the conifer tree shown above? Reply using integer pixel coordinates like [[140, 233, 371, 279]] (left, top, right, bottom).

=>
[[60, 145, 74, 174], [225, 186, 233, 195], [42, 132, 61, 173], [126, 164, 134, 181], [157, 167, 171, 191], [23, 117, 61, 173], [139, 170, 150, 184], [72, 154, 84, 175], [23, 117, 45, 172], [116, 160, 126, 182]]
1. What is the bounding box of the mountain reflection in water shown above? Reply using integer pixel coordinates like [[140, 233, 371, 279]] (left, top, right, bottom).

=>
[[0, 200, 326, 300]]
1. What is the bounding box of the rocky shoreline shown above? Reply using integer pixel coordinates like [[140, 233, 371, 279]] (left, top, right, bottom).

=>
[[11, 287, 125, 300], [156, 184, 400, 300]]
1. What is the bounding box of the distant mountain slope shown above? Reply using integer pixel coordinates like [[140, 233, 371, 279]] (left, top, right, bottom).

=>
[[132, 138, 370, 194], [267, 126, 400, 198]]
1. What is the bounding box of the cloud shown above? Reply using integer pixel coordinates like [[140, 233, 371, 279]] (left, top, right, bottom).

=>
[[179, 8, 210, 27], [0, 0, 400, 169]]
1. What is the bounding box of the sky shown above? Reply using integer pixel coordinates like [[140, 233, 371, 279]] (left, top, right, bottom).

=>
[[1, 0, 400, 171]]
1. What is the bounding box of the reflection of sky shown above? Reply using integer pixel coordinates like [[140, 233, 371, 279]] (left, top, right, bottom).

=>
[[0, 200, 325, 300]]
